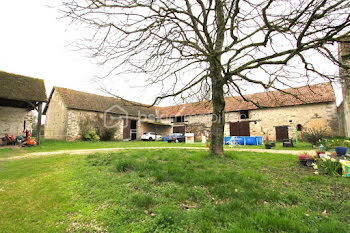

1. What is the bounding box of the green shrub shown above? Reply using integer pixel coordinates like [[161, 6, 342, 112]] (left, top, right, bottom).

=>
[[83, 130, 100, 141], [313, 156, 340, 176], [97, 127, 117, 141], [317, 138, 350, 150], [302, 128, 329, 145], [79, 115, 118, 141]]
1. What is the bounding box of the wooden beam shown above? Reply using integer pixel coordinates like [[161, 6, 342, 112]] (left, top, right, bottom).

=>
[[25, 101, 38, 111], [36, 102, 43, 146]]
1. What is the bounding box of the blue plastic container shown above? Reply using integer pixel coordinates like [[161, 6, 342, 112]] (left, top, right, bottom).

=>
[[235, 136, 245, 145], [224, 136, 263, 145], [163, 137, 168, 142], [335, 146, 347, 156]]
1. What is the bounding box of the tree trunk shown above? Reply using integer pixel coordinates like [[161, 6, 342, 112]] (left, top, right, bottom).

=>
[[209, 68, 225, 156], [36, 102, 43, 146]]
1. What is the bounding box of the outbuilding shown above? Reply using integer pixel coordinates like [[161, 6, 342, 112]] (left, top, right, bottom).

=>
[[0, 71, 47, 144], [44, 87, 171, 141]]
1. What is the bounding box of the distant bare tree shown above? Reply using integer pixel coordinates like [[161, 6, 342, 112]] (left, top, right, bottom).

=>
[[61, 0, 350, 155]]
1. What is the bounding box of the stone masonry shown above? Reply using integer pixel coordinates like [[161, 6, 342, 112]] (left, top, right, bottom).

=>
[[0, 106, 33, 137], [159, 102, 338, 141]]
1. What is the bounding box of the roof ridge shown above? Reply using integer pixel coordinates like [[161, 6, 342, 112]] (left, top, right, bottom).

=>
[[54, 86, 119, 100], [54, 86, 153, 108], [158, 82, 334, 109], [157, 82, 335, 118], [0, 70, 44, 82]]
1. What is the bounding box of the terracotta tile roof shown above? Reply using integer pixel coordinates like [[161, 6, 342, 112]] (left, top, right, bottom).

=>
[[158, 82, 336, 118], [44, 87, 156, 117], [0, 71, 47, 102]]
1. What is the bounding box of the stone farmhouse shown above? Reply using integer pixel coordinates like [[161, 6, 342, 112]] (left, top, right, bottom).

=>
[[158, 82, 340, 141], [0, 71, 47, 139], [44, 87, 171, 141], [44, 82, 340, 142]]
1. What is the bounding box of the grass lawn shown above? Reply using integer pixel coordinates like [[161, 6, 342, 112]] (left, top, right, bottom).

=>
[[0, 149, 349, 232], [0, 140, 313, 159]]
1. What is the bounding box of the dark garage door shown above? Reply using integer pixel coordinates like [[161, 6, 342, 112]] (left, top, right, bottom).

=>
[[275, 126, 289, 142], [230, 122, 250, 136], [173, 126, 185, 134], [123, 119, 131, 139]]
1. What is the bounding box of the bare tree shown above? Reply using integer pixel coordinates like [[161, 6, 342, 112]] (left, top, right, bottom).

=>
[[61, 0, 350, 155]]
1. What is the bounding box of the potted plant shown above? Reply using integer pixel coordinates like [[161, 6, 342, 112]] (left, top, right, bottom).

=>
[[298, 153, 314, 166], [335, 146, 347, 156], [264, 133, 272, 149], [333, 139, 348, 156]]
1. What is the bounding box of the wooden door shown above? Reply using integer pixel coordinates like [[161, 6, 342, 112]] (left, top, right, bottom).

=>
[[275, 126, 289, 142], [173, 126, 185, 134], [123, 119, 131, 139], [230, 122, 250, 136]]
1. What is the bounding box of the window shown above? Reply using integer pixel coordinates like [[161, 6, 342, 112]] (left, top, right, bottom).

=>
[[297, 124, 303, 131], [175, 116, 185, 123], [240, 110, 249, 119]]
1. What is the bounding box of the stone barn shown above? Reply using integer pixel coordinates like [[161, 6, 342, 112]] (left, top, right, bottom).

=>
[[0, 71, 47, 140], [44, 87, 171, 141], [158, 82, 339, 141]]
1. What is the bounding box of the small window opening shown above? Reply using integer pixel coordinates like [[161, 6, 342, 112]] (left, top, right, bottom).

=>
[[240, 110, 249, 119], [175, 116, 185, 123], [297, 124, 303, 131]]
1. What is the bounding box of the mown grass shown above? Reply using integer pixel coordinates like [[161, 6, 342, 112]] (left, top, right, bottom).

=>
[[0, 139, 313, 159], [0, 149, 349, 232]]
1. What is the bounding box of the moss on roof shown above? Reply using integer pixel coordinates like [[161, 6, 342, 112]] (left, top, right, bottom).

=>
[[45, 87, 156, 117], [158, 82, 336, 118], [0, 71, 47, 102]]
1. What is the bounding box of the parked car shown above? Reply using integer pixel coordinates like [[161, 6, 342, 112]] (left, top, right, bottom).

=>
[[167, 133, 185, 143], [141, 132, 162, 141]]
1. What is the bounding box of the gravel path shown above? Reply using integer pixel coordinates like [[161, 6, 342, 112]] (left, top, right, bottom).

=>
[[0, 147, 316, 161]]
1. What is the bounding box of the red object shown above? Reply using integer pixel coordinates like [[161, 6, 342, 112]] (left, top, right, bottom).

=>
[[27, 139, 35, 145], [26, 130, 30, 138], [298, 155, 311, 160], [315, 151, 322, 158]]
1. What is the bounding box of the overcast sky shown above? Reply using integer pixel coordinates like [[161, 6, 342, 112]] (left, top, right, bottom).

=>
[[0, 0, 343, 106]]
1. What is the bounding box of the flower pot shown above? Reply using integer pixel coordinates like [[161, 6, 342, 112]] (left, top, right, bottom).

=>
[[298, 155, 314, 166], [270, 142, 276, 147], [315, 151, 322, 158], [335, 146, 347, 156], [265, 144, 272, 149]]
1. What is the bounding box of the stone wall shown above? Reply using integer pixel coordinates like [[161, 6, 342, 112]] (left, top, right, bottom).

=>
[[248, 102, 338, 140], [66, 109, 124, 141], [0, 106, 33, 137], [159, 102, 338, 141], [44, 91, 68, 140], [139, 122, 172, 138]]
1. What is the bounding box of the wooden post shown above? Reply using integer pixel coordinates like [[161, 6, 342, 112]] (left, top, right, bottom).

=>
[[36, 102, 43, 146]]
